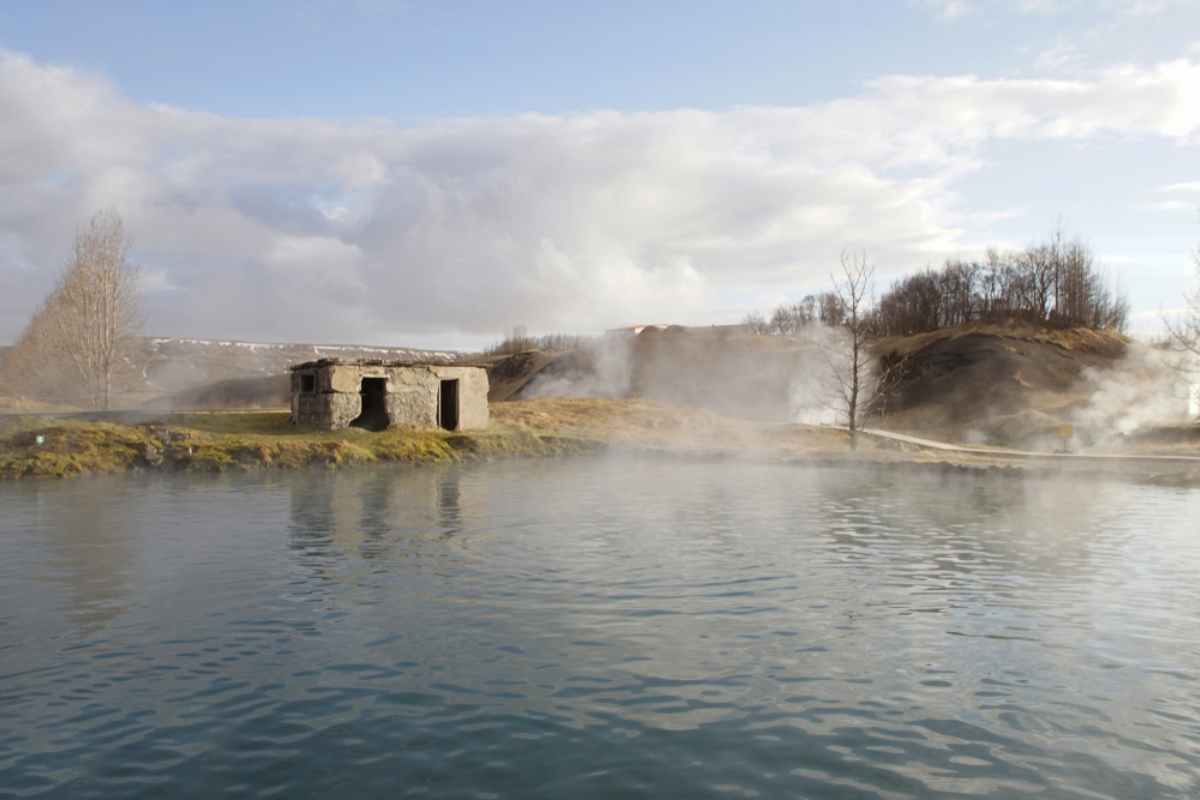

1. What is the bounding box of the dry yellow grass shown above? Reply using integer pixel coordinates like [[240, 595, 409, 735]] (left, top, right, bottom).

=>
[[490, 397, 861, 455], [3, 398, 1196, 486], [493, 397, 744, 442], [0, 398, 865, 480], [0, 408, 599, 479], [0, 395, 80, 413], [874, 322, 1128, 359]]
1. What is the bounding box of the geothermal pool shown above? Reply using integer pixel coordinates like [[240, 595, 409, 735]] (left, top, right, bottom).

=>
[[1, 460, 1198, 798]]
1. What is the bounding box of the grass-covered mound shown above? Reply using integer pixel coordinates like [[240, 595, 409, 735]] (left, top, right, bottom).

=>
[[0, 409, 600, 479], [0, 398, 863, 480], [2, 398, 1197, 486]]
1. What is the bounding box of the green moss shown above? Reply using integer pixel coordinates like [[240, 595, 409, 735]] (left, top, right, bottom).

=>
[[0, 411, 605, 480]]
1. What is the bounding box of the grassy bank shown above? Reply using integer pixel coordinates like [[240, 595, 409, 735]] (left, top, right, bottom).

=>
[[0, 398, 870, 480], [0, 407, 604, 479], [0, 398, 857, 480], [2, 398, 1197, 485]]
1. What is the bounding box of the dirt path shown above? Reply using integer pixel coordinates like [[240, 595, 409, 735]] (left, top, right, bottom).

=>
[[855, 427, 1200, 464]]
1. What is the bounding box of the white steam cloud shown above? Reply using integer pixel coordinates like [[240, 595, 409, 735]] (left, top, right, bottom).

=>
[[1072, 344, 1199, 440], [1, 49, 1199, 345], [521, 336, 635, 399], [787, 327, 855, 426]]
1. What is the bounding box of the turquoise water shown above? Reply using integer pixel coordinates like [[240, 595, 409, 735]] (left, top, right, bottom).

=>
[[1, 460, 1198, 798]]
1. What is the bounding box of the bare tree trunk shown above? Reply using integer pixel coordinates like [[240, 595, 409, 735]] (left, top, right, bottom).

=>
[[1167, 247, 1200, 359], [830, 251, 875, 450], [848, 336, 859, 438]]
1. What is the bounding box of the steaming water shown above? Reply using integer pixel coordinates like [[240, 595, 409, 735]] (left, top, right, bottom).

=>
[[2, 461, 1199, 798]]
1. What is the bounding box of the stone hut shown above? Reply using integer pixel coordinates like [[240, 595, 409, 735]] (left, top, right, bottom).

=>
[[290, 359, 489, 431]]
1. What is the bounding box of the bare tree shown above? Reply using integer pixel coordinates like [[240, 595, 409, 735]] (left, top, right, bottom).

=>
[[742, 311, 770, 335], [1, 297, 62, 401], [43, 211, 142, 409], [871, 232, 1127, 336], [1166, 246, 1200, 358], [827, 250, 875, 447], [749, 293, 839, 336]]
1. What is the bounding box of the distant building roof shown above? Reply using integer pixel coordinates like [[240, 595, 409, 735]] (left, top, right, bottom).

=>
[[606, 324, 663, 335], [605, 323, 753, 336]]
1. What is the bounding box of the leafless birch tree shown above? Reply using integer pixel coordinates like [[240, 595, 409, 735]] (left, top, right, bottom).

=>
[[1166, 247, 1200, 358], [43, 211, 142, 409], [827, 250, 875, 448]]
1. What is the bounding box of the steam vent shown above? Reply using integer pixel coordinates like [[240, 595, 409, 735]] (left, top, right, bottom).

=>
[[289, 359, 489, 432]]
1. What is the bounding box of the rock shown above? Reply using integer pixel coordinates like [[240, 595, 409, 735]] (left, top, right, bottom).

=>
[[138, 442, 164, 467]]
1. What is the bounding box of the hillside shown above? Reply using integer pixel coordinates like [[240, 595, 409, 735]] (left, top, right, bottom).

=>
[[486, 326, 824, 419], [9, 326, 1190, 448], [0, 337, 465, 412], [872, 324, 1135, 447], [485, 349, 599, 402], [129, 338, 461, 402], [142, 374, 292, 410], [485, 323, 1194, 449]]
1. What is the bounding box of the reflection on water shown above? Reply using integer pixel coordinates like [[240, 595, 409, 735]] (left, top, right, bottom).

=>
[[288, 468, 469, 561], [1, 460, 1199, 798], [37, 486, 138, 632]]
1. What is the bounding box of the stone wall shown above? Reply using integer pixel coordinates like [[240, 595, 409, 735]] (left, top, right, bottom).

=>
[[291, 364, 489, 431], [293, 389, 362, 430], [433, 365, 490, 430]]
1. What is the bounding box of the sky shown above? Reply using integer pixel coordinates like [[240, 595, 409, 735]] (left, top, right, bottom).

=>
[[1, 0, 1199, 350]]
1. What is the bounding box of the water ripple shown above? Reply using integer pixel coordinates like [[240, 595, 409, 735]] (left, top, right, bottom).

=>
[[1, 463, 1198, 797]]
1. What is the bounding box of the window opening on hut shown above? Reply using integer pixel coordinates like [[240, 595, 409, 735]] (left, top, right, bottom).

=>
[[351, 377, 389, 431], [439, 379, 459, 431], [300, 373, 316, 394]]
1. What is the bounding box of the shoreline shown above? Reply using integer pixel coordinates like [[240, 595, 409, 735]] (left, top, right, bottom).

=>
[[0, 414, 603, 480], [2, 401, 1198, 487]]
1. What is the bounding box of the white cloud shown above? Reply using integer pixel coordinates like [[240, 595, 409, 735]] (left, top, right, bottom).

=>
[[1120, 0, 1176, 16], [137, 268, 177, 293], [1034, 40, 1082, 72], [1, 49, 1199, 344], [920, 0, 1190, 17], [1017, 0, 1063, 14], [921, 0, 975, 19], [1143, 200, 1197, 213], [1161, 181, 1200, 193]]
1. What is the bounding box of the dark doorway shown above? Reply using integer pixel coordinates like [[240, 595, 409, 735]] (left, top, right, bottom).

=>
[[438, 380, 459, 431], [351, 378, 389, 431]]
